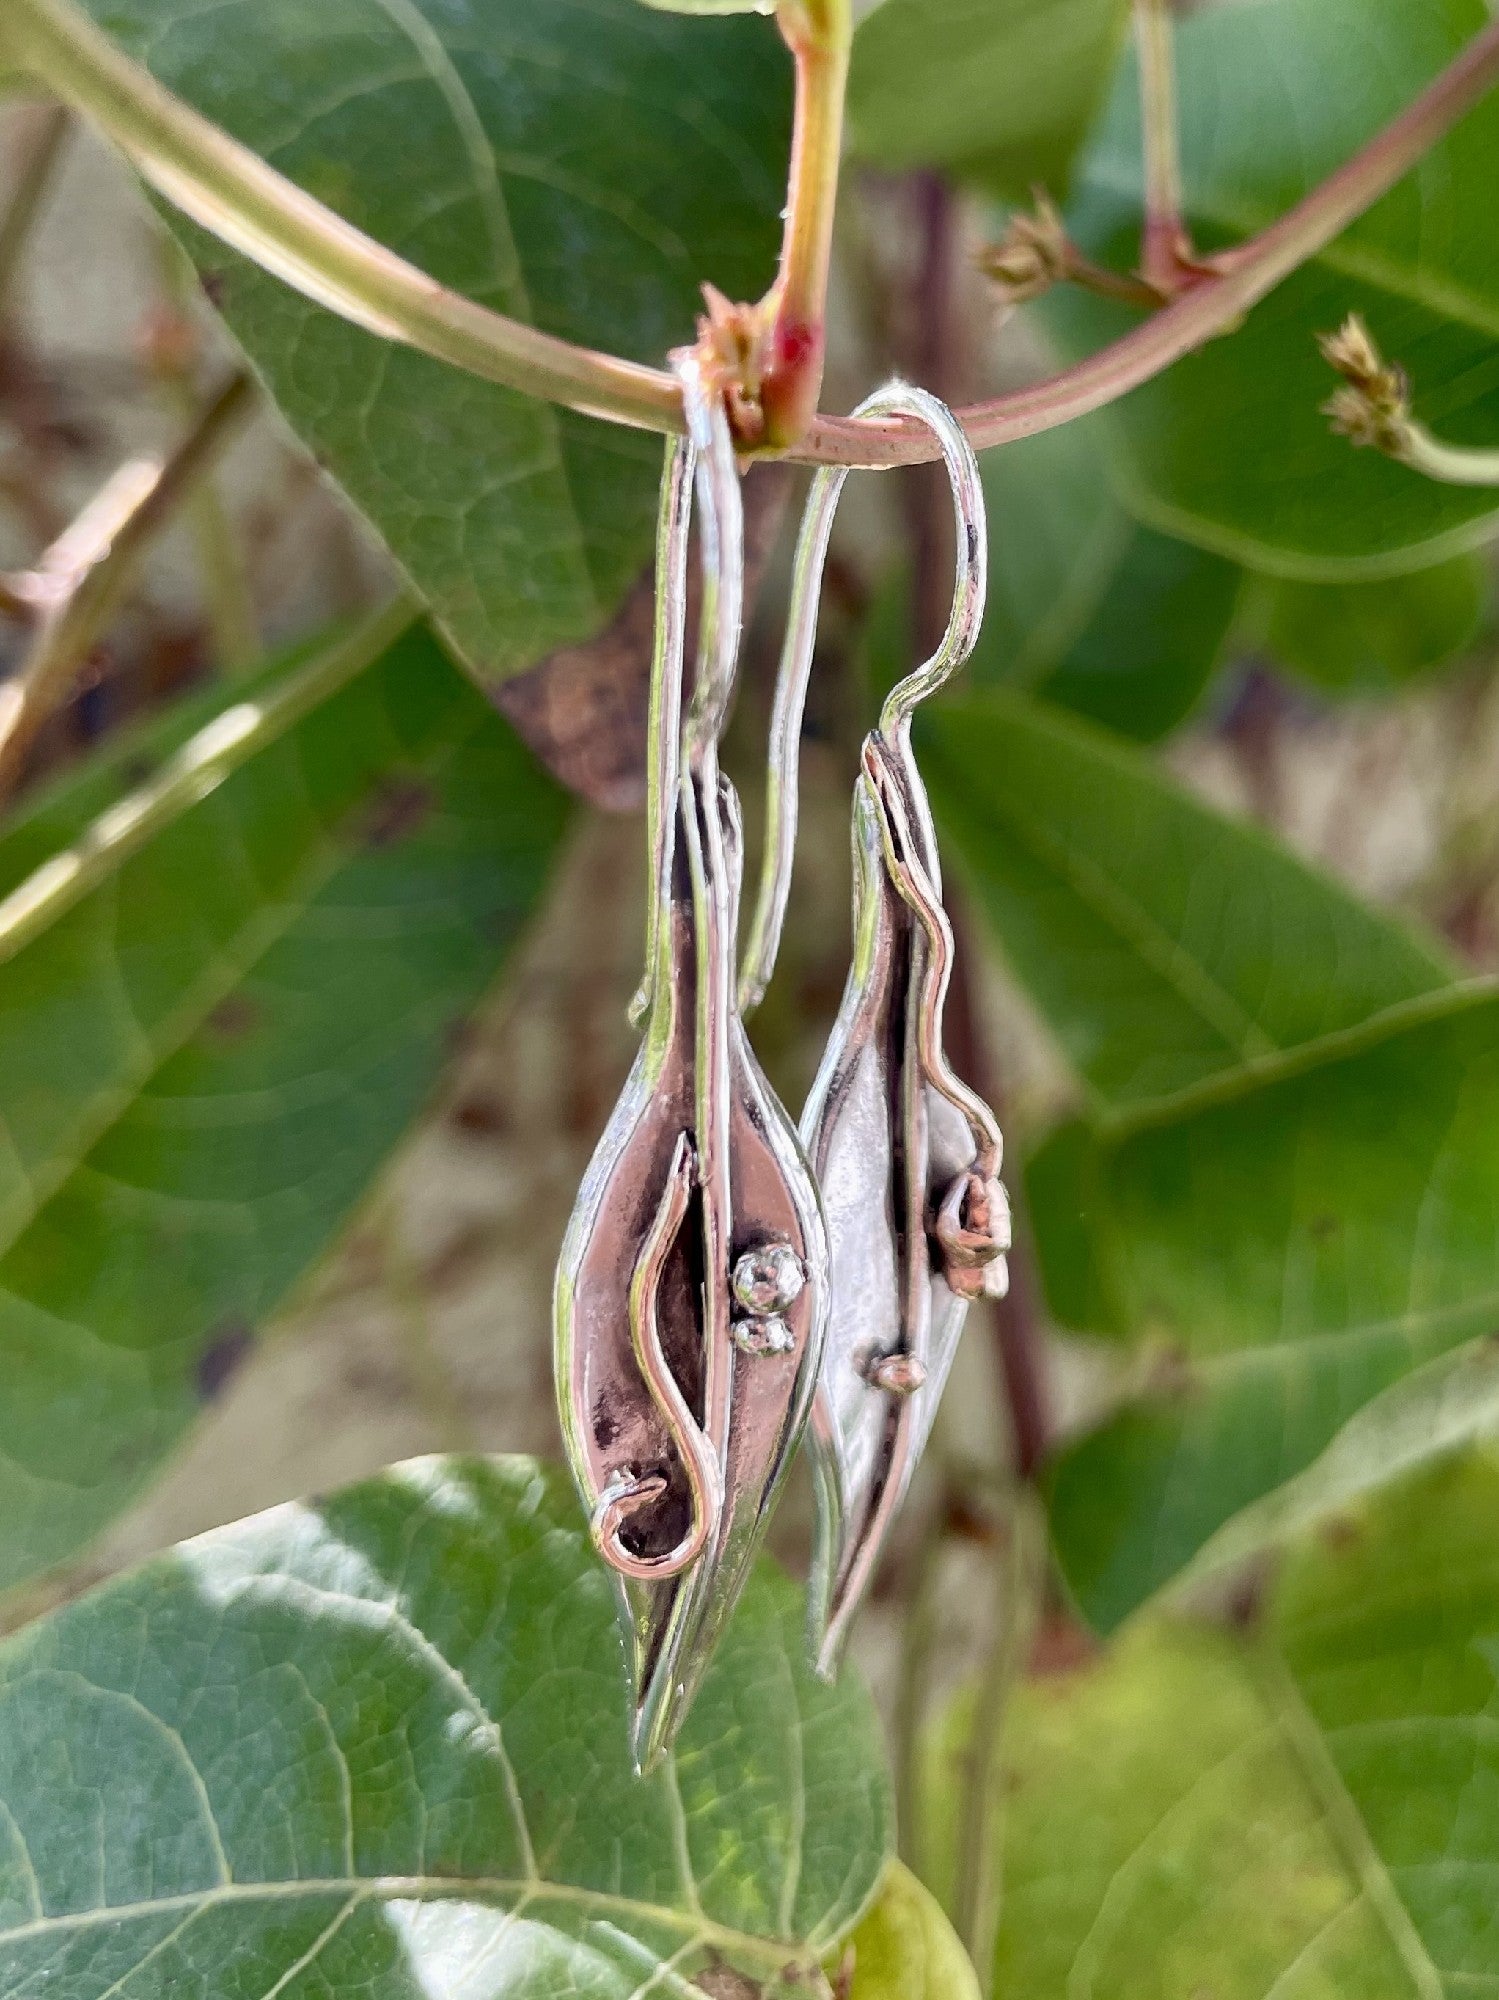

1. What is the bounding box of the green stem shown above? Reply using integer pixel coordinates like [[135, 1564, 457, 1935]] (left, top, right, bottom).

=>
[[1394, 423, 1499, 487], [3, 0, 678, 433], [892, 1495, 947, 1869], [0, 100, 70, 321], [0, 596, 417, 961], [152, 238, 260, 671], [1133, 0, 1191, 292], [952, 1489, 1043, 1968], [758, 0, 851, 446], [10, 0, 1499, 466], [0, 370, 256, 796]]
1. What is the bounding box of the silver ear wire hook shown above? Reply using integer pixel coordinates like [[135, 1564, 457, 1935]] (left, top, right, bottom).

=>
[[739, 380, 986, 1017], [555, 352, 828, 1770], [738, 381, 1009, 1676]]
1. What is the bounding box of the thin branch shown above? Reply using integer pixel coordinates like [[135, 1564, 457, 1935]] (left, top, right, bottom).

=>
[[1320, 311, 1499, 488], [689, 0, 851, 444], [0, 596, 417, 961], [761, 0, 850, 443], [952, 1489, 1043, 1967], [981, 192, 1163, 312], [148, 238, 260, 669], [892, 1491, 948, 1867], [10, 0, 1499, 466], [0, 369, 254, 793], [3, 0, 679, 433], [815, 15, 1499, 465], [1132, 0, 1199, 294], [0, 100, 70, 321], [1390, 430, 1499, 488]]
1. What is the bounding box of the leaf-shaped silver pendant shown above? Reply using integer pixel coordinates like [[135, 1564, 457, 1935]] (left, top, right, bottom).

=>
[[804, 728, 1010, 1678], [556, 772, 827, 1767], [734, 378, 1006, 1678], [555, 380, 828, 1769]]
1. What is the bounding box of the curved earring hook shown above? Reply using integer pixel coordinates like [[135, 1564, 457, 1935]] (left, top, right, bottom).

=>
[[738, 381, 986, 1016], [630, 353, 746, 1026], [679, 350, 745, 775]]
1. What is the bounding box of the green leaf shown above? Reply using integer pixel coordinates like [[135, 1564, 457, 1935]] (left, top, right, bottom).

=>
[[1168, 1335, 1499, 1598], [1043, 986, 1499, 1630], [635, 0, 775, 12], [932, 1449, 1499, 1999], [1265, 556, 1488, 695], [972, 421, 1241, 739], [0, 1454, 892, 1995], [921, 691, 1453, 1108], [839, 1861, 980, 2000], [0, 615, 568, 1595], [849, 0, 1127, 196], [71, 0, 791, 690], [1050, 0, 1499, 575]]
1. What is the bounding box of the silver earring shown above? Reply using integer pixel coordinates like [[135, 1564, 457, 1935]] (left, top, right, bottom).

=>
[[554, 354, 829, 1769], [740, 382, 1010, 1677]]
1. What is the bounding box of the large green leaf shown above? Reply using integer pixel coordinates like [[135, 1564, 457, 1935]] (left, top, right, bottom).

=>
[[930, 1449, 1499, 1999], [68, 0, 790, 690], [0, 1454, 892, 1996], [972, 420, 1241, 739], [848, 0, 1127, 195], [922, 691, 1453, 1108], [1048, 0, 1499, 575], [1264, 556, 1489, 695], [1041, 985, 1499, 1630], [0, 614, 568, 1595]]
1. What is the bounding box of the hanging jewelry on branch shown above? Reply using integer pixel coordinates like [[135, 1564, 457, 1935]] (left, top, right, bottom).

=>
[[740, 381, 1010, 1678], [554, 352, 829, 1771]]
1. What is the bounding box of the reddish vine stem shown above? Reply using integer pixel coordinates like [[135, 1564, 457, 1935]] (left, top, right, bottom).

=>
[[806, 14, 1499, 465], [14, 0, 1499, 466]]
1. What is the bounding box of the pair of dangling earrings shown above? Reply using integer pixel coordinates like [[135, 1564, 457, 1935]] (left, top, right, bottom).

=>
[[555, 353, 1010, 1771]]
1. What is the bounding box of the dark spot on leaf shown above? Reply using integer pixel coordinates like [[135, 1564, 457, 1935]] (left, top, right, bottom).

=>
[[361, 779, 433, 849], [453, 1094, 510, 1136], [1309, 1212, 1340, 1241], [1320, 1514, 1363, 1551], [496, 461, 793, 809], [205, 994, 261, 1042], [445, 1016, 479, 1058], [197, 1320, 253, 1402], [1144, 1342, 1198, 1399], [694, 1963, 765, 1999], [200, 270, 226, 308], [1027, 1609, 1099, 1678], [1223, 1563, 1269, 1630]]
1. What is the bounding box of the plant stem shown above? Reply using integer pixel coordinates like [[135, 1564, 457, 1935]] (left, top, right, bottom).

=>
[[952, 1488, 1043, 1967], [892, 1491, 947, 1869], [0, 369, 254, 794], [0, 100, 69, 323], [1393, 424, 1499, 487], [11, 0, 1499, 465], [814, 14, 1499, 465], [758, 0, 851, 446], [3, 0, 679, 433], [1133, 0, 1194, 293], [0, 596, 417, 960], [150, 238, 260, 671]]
